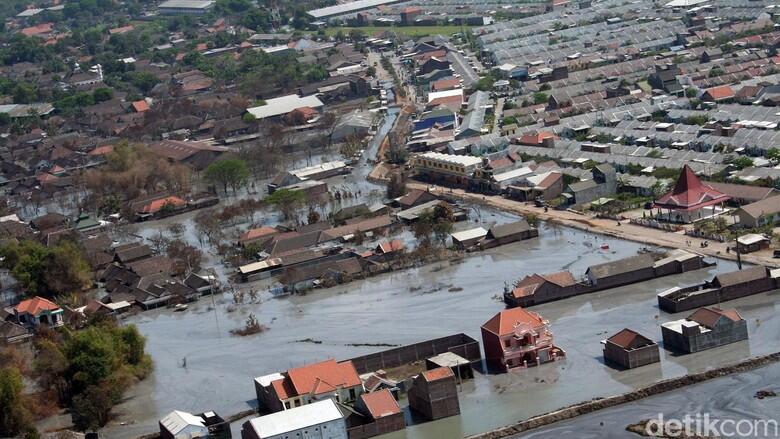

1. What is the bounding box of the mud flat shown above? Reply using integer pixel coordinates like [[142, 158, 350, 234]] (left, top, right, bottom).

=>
[[96, 223, 779, 439]]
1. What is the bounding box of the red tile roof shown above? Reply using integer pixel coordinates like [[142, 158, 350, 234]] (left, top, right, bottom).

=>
[[703, 85, 735, 101], [654, 165, 730, 212], [89, 145, 114, 156], [286, 359, 362, 397], [131, 100, 150, 113], [607, 328, 655, 350], [360, 389, 401, 418], [15, 296, 60, 315], [482, 307, 547, 336], [139, 196, 186, 214], [378, 239, 404, 254], [518, 130, 557, 146], [535, 172, 562, 189], [109, 25, 134, 35], [421, 366, 454, 382], [240, 226, 278, 243], [689, 307, 743, 328], [430, 78, 461, 92], [21, 23, 54, 37]]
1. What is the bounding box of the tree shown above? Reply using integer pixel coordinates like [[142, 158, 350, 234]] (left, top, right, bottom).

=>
[[0, 240, 91, 297], [167, 239, 203, 273], [386, 173, 407, 199], [205, 158, 250, 194], [767, 147, 780, 165], [0, 367, 33, 437], [307, 209, 321, 225], [266, 188, 306, 221], [533, 92, 548, 105], [70, 385, 112, 431]]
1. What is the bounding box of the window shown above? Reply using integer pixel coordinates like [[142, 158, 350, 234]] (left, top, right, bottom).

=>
[[349, 388, 356, 399], [504, 339, 511, 348]]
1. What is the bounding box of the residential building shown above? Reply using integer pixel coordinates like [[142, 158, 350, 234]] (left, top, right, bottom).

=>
[[585, 254, 655, 290], [602, 328, 660, 369], [407, 367, 460, 421], [564, 164, 617, 205], [736, 196, 780, 228], [241, 399, 347, 439], [450, 227, 488, 250], [158, 0, 216, 15], [658, 266, 777, 313], [349, 389, 405, 438], [701, 85, 735, 103], [159, 410, 231, 439], [413, 152, 483, 186], [481, 307, 564, 371], [13, 296, 64, 328], [504, 271, 579, 307], [0, 321, 33, 345], [247, 94, 325, 120], [254, 359, 364, 412], [653, 165, 730, 223], [661, 307, 748, 354]]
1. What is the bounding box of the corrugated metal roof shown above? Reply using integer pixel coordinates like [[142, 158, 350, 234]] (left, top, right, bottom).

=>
[[246, 399, 344, 437]]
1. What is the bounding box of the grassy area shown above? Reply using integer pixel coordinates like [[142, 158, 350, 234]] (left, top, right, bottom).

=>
[[324, 25, 473, 38]]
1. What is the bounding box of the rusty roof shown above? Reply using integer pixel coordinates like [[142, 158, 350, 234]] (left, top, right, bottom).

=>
[[421, 366, 454, 382], [606, 328, 655, 350], [688, 307, 743, 328]]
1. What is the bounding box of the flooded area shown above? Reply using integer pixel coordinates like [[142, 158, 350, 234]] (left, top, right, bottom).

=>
[[518, 360, 780, 438], [92, 219, 780, 439]]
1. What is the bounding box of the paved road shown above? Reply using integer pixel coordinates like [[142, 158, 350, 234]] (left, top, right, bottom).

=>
[[407, 182, 780, 268]]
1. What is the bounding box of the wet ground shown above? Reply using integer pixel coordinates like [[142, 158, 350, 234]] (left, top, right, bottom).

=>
[[518, 360, 780, 438], [91, 220, 780, 439]]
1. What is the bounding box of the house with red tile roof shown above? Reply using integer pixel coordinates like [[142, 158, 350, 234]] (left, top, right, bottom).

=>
[[661, 307, 748, 353], [516, 130, 557, 147], [407, 367, 460, 420], [238, 226, 279, 247], [13, 296, 64, 328], [481, 307, 564, 371], [108, 25, 134, 35], [20, 22, 54, 37], [701, 85, 735, 103], [504, 271, 579, 307], [131, 100, 150, 113], [134, 196, 187, 220], [254, 359, 364, 413], [351, 389, 406, 436], [602, 328, 659, 369]]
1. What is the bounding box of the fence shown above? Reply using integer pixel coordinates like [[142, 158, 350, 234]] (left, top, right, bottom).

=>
[[629, 218, 684, 232], [684, 229, 728, 242], [349, 333, 481, 375]]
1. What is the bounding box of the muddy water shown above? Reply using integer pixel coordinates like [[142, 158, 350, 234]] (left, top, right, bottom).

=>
[[518, 360, 780, 438], [102, 223, 771, 439]]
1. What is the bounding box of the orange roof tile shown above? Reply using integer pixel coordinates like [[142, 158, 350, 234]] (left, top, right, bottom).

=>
[[108, 25, 134, 35], [482, 307, 547, 336], [131, 100, 149, 113], [421, 367, 454, 382], [704, 85, 735, 101], [89, 145, 114, 156], [15, 296, 60, 315], [21, 23, 54, 37], [287, 359, 362, 397], [360, 389, 401, 418], [140, 196, 186, 214], [378, 240, 404, 254], [607, 328, 654, 350], [240, 226, 278, 242]]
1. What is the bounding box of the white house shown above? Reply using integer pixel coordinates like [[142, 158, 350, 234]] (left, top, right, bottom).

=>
[[159, 410, 209, 439], [241, 399, 347, 439]]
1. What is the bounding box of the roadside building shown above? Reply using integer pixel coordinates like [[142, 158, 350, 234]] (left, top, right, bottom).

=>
[[602, 328, 660, 369], [653, 165, 730, 223], [413, 152, 483, 187], [484, 219, 538, 246], [661, 307, 748, 354], [247, 94, 324, 121], [481, 307, 564, 371], [13, 296, 64, 328], [394, 189, 438, 210], [736, 196, 780, 228], [407, 367, 460, 421], [736, 234, 770, 254], [254, 359, 363, 412], [241, 399, 347, 439]]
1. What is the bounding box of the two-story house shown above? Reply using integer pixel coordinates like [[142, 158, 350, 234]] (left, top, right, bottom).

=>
[[481, 307, 565, 372]]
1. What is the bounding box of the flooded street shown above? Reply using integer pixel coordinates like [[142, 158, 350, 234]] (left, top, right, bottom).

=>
[[96, 220, 780, 439]]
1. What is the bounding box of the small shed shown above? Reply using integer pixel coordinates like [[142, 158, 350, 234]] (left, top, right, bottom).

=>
[[736, 233, 770, 254], [450, 227, 488, 250], [602, 328, 660, 369], [425, 352, 473, 380]]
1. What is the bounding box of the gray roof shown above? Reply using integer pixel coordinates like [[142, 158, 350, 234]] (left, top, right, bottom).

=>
[[587, 254, 655, 280], [489, 220, 532, 239]]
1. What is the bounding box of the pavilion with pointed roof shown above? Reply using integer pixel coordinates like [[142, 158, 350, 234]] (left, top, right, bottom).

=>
[[653, 165, 730, 223]]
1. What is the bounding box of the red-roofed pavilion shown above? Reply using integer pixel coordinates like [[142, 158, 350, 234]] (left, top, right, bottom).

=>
[[653, 165, 730, 223]]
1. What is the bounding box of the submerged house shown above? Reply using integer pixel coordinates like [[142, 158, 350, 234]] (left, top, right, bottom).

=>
[[658, 265, 778, 313], [661, 307, 748, 354], [254, 359, 364, 413], [481, 307, 564, 372], [13, 296, 64, 328], [407, 367, 460, 421], [602, 328, 660, 369], [504, 271, 579, 307]]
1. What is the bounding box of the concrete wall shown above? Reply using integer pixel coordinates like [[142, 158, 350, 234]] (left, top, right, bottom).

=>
[[349, 333, 481, 374], [662, 320, 749, 354], [408, 375, 460, 421], [603, 342, 660, 369]]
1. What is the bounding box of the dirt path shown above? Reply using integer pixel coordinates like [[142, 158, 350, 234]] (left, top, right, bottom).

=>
[[407, 182, 779, 268]]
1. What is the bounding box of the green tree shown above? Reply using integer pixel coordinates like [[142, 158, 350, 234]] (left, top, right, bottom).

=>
[[767, 147, 780, 165], [533, 92, 549, 105], [265, 188, 306, 220], [205, 158, 250, 194], [92, 87, 113, 103], [0, 367, 33, 437], [70, 385, 112, 431]]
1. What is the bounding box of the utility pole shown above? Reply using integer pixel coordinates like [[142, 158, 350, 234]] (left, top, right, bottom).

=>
[[735, 232, 743, 270]]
